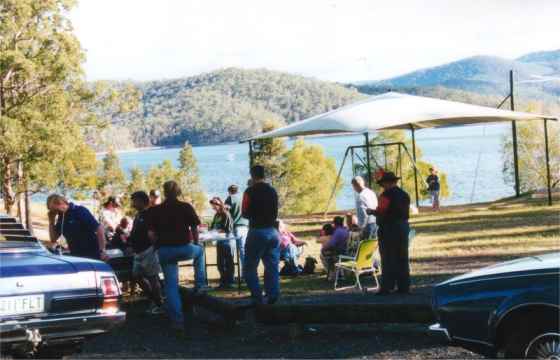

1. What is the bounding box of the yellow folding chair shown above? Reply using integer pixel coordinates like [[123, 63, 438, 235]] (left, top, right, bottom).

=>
[[334, 239, 379, 292]]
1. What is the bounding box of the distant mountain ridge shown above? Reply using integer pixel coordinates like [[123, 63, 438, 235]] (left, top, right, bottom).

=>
[[360, 49, 560, 98]]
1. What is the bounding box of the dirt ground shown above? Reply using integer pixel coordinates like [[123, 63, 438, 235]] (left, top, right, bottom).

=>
[[76, 299, 480, 359]]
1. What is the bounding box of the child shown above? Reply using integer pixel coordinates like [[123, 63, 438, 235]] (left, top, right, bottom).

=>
[[111, 217, 131, 253]]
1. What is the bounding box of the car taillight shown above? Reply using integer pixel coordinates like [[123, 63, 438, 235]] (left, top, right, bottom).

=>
[[100, 276, 120, 314], [101, 277, 119, 298]]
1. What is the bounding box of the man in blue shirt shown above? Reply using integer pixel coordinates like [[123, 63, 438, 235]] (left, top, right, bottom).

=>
[[47, 194, 108, 260]]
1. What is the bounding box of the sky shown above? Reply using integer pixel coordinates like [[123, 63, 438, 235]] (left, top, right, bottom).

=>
[[70, 0, 560, 83]]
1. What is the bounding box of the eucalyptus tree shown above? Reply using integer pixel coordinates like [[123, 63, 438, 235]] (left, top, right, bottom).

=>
[[0, 0, 86, 214]]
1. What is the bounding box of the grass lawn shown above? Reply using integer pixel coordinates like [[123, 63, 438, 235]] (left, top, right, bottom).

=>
[[27, 195, 559, 298], [209, 195, 560, 298]]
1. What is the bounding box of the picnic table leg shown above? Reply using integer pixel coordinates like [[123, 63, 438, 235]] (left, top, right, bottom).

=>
[[236, 238, 242, 294], [203, 242, 209, 286]]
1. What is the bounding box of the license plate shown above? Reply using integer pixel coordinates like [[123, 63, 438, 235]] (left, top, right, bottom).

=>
[[0, 294, 44, 316]]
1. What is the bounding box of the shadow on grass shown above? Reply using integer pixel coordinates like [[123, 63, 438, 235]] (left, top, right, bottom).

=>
[[411, 206, 559, 227], [413, 215, 559, 235]]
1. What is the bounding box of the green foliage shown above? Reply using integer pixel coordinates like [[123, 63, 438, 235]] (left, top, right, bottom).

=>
[[252, 119, 288, 186], [502, 104, 559, 192], [178, 142, 206, 213], [29, 141, 98, 197], [91, 68, 364, 149], [145, 160, 179, 193], [0, 0, 140, 214], [127, 167, 146, 194], [279, 139, 342, 215], [0, 0, 87, 213], [355, 130, 450, 200], [98, 150, 127, 195]]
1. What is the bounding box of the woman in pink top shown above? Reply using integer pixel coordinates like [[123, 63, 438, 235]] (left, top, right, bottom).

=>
[[278, 221, 306, 267]]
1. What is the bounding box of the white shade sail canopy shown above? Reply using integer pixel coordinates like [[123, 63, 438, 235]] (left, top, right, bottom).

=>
[[245, 92, 557, 141]]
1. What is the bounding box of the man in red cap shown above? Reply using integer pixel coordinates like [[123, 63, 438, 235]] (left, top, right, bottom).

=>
[[367, 171, 411, 295]]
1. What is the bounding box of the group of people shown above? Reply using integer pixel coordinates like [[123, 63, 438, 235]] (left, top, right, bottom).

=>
[[312, 171, 412, 294], [46, 164, 413, 334], [46, 165, 279, 334]]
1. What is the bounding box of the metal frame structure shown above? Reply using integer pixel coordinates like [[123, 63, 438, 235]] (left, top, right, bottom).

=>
[[495, 70, 554, 206], [322, 140, 424, 215], [247, 71, 555, 208]]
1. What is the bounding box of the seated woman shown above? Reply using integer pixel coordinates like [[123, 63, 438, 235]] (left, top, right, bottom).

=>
[[318, 216, 349, 280], [278, 221, 306, 269], [100, 196, 123, 242], [209, 197, 235, 289], [109, 216, 132, 253]]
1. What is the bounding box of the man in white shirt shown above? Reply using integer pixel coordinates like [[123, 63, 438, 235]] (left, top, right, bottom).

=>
[[351, 176, 378, 240]]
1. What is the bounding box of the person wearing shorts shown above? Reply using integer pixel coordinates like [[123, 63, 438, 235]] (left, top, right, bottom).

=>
[[129, 191, 163, 314]]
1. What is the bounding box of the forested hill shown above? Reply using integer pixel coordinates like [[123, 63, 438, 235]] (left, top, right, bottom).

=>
[[100, 68, 364, 149], [94, 51, 559, 150]]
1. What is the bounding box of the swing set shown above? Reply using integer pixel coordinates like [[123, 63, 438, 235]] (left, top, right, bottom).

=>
[[324, 137, 426, 215]]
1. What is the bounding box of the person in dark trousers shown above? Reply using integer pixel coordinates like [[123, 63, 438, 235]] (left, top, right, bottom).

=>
[[367, 171, 411, 295], [129, 191, 164, 314], [426, 167, 440, 211], [47, 194, 108, 261], [242, 165, 281, 305], [209, 197, 235, 289], [225, 184, 249, 271], [147, 181, 206, 334]]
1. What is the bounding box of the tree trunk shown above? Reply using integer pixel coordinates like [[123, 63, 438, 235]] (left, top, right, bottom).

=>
[[1, 157, 15, 215], [16, 161, 23, 223], [24, 172, 33, 234]]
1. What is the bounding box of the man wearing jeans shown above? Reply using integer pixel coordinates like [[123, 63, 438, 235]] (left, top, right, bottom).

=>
[[351, 176, 378, 240], [147, 181, 206, 334], [242, 165, 280, 305], [225, 184, 249, 271]]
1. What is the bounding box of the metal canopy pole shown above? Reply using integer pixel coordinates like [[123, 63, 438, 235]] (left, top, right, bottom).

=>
[[364, 133, 372, 188], [544, 119, 553, 206], [410, 125, 420, 208], [398, 144, 403, 192], [324, 147, 351, 217], [510, 70, 521, 197], [248, 140, 254, 169]]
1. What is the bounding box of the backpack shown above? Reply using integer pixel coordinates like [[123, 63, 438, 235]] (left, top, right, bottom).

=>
[[280, 261, 302, 277], [303, 256, 318, 275]]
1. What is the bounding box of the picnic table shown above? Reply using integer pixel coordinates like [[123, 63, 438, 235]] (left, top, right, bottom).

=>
[[185, 230, 243, 293], [105, 231, 244, 293]]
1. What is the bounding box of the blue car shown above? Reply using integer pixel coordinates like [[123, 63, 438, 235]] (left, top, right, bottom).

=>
[[430, 252, 559, 359], [0, 215, 126, 358]]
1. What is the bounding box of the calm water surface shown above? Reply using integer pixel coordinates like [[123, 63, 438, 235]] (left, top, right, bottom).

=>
[[116, 123, 514, 210]]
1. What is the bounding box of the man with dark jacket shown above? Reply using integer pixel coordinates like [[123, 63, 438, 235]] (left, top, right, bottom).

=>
[[367, 171, 411, 295], [147, 181, 206, 334], [242, 165, 280, 305]]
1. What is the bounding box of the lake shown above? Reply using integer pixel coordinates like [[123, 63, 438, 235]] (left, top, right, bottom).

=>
[[115, 123, 514, 210]]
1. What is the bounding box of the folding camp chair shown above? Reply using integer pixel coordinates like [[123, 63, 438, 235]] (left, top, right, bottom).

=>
[[334, 239, 379, 292]]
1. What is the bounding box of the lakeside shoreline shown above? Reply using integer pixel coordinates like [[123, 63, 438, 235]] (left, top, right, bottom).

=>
[[95, 129, 506, 156]]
